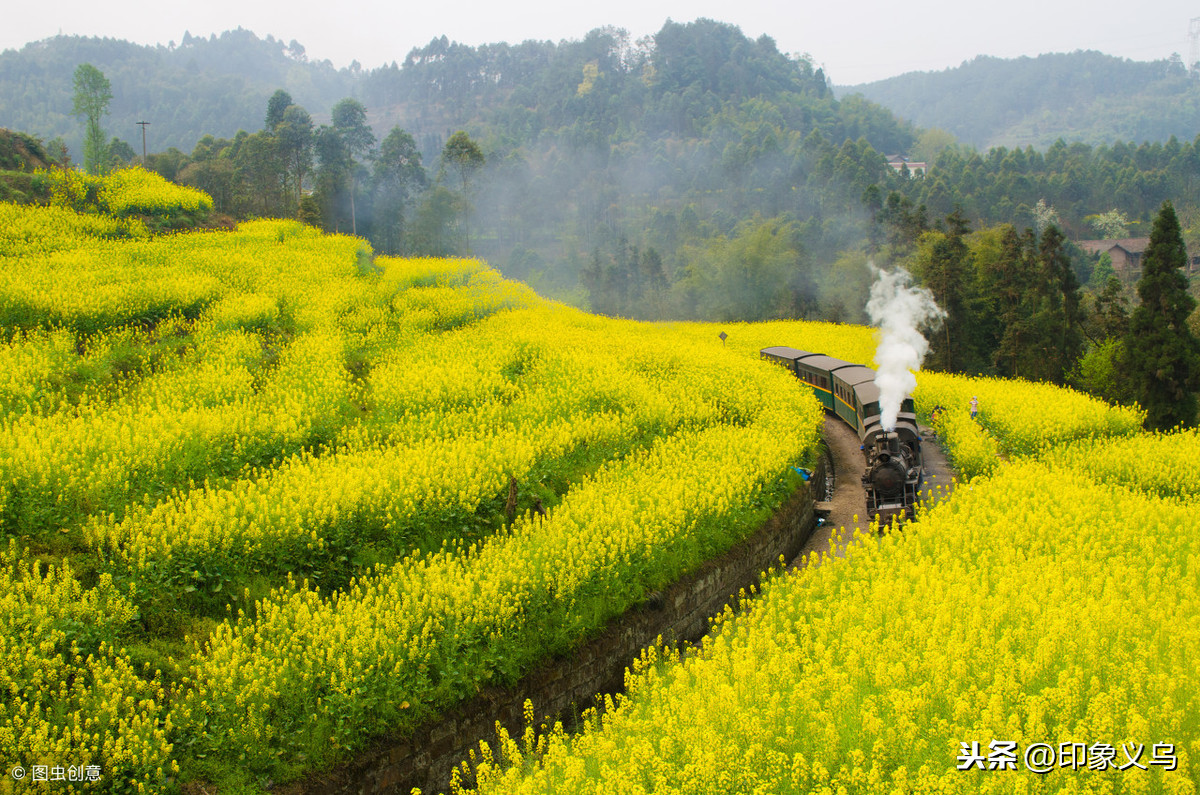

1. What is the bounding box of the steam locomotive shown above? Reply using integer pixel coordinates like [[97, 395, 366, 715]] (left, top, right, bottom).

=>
[[760, 346, 924, 523]]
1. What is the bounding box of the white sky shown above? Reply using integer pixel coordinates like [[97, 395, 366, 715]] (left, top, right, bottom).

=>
[[4, 0, 1198, 85]]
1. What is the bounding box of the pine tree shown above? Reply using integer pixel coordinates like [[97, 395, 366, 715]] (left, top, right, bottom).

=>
[[989, 226, 1038, 377], [1031, 224, 1082, 384], [923, 209, 973, 372], [1124, 201, 1200, 430]]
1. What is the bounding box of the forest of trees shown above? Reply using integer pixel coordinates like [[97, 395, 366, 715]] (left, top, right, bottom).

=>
[[0, 29, 350, 159], [3, 21, 1198, 413], [844, 50, 1200, 150]]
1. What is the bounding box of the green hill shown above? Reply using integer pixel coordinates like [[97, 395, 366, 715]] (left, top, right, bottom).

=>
[[839, 50, 1200, 150], [0, 29, 350, 158]]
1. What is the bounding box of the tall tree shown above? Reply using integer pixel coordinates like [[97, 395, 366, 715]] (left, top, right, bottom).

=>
[[918, 209, 974, 372], [71, 63, 112, 175], [1030, 224, 1083, 384], [373, 127, 427, 255], [986, 226, 1039, 378], [235, 131, 286, 216], [1089, 275, 1129, 342], [264, 89, 294, 131], [1124, 200, 1200, 430], [441, 130, 485, 252], [313, 125, 352, 232], [331, 98, 375, 235], [276, 104, 314, 208]]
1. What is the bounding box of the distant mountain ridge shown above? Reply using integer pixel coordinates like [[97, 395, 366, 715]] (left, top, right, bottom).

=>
[[0, 30, 352, 159], [837, 50, 1200, 150], [0, 23, 912, 182]]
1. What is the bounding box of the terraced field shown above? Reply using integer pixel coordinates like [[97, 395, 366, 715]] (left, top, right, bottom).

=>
[[4, 172, 1185, 795], [455, 351, 1198, 795], [0, 176, 826, 792]]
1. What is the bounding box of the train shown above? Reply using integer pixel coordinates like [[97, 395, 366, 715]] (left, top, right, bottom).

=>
[[760, 346, 924, 523]]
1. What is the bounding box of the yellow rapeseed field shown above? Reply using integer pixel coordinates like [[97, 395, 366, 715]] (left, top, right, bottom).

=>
[[37, 167, 213, 219], [3, 176, 1187, 793], [0, 186, 824, 790], [462, 454, 1199, 794]]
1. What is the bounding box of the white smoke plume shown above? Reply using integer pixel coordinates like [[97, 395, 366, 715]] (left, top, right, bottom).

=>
[[865, 264, 945, 431]]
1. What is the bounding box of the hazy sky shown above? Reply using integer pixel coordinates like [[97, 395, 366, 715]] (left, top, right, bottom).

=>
[[4, 0, 1198, 85]]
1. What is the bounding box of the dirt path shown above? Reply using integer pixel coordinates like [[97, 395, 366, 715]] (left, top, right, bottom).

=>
[[792, 415, 956, 568], [918, 425, 956, 510]]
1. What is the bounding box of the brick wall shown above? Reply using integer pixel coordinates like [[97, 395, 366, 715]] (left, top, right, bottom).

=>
[[293, 465, 822, 795]]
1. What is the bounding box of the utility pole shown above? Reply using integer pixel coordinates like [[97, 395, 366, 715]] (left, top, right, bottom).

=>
[[136, 121, 150, 165]]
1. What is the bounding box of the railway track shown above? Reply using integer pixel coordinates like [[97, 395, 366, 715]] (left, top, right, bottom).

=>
[[793, 415, 957, 568]]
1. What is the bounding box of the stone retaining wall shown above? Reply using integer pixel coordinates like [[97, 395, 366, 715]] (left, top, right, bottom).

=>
[[296, 465, 822, 795]]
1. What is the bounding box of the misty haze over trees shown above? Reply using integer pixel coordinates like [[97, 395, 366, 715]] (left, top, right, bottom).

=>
[[2, 20, 1198, 414]]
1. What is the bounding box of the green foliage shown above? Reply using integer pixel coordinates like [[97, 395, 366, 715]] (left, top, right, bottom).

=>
[[674, 216, 811, 321], [909, 209, 982, 373], [580, 237, 669, 319], [0, 23, 917, 321], [441, 131, 484, 192], [1030, 224, 1084, 383], [1124, 201, 1200, 429], [818, 249, 873, 324], [0, 128, 53, 171], [911, 127, 958, 165], [264, 88, 294, 130], [1087, 274, 1130, 341], [331, 97, 375, 157], [408, 185, 458, 256], [0, 31, 347, 160], [1068, 338, 1133, 405], [1085, 208, 1131, 239], [71, 63, 112, 175], [372, 127, 427, 255], [20, 24, 1200, 333], [846, 50, 1200, 150], [440, 130, 484, 251], [106, 136, 136, 170], [888, 135, 1200, 238], [894, 211, 1096, 385]]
